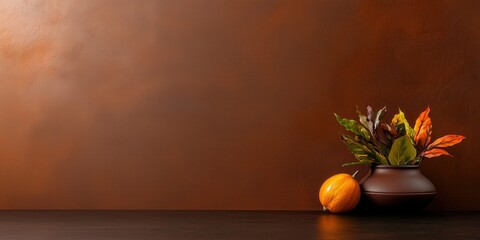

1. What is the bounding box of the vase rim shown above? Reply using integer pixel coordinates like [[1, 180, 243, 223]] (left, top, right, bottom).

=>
[[374, 164, 419, 169]]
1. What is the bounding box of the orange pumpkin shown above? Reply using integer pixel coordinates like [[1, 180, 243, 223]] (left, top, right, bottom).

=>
[[319, 171, 360, 213]]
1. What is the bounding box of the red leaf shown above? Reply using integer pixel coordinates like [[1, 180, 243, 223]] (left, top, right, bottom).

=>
[[413, 107, 432, 147], [428, 135, 466, 150], [422, 148, 452, 158]]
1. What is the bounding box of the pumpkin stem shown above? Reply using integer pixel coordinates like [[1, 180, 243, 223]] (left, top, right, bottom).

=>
[[352, 170, 359, 179]]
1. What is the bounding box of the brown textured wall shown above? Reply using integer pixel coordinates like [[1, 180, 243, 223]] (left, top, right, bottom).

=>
[[0, 0, 478, 210]]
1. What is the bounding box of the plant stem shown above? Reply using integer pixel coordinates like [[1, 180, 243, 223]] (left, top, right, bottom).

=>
[[352, 170, 359, 179]]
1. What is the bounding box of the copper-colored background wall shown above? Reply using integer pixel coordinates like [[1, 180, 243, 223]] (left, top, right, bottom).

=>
[[0, 0, 478, 210]]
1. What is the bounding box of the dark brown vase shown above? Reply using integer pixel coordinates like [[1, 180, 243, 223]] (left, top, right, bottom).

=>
[[361, 165, 436, 211]]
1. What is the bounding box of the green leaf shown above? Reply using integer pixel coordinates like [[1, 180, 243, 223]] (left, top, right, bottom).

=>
[[378, 145, 390, 158], [341, 135, 388, 165], [341, 135, 373, 162], [363, 140, 389, 165], [342, 161, 372, 167], [335, 113, 370, 141], [388, 135, 417, 165], [391, 108, 415, 137], [395, 123, 407, 136]]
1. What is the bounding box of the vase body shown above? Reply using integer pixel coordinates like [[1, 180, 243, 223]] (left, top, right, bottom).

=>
[[362, 165, 436, 211]]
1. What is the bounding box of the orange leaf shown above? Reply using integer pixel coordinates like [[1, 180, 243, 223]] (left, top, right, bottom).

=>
[[428, 135, 465, 150], [413, 107, 432, 147], [422, 148, 452, 158]]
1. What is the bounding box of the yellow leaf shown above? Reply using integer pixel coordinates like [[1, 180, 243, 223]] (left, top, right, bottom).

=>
[[391, 108, 414, 137]]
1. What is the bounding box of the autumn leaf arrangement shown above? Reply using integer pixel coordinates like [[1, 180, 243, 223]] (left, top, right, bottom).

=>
[[335, 106, 465, 166]]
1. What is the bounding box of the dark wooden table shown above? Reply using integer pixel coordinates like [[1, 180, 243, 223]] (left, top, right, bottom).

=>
[[0, 211, 478, 239]]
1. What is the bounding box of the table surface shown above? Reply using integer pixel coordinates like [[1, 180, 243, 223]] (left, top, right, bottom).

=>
[[0, 211, 478, 239]]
